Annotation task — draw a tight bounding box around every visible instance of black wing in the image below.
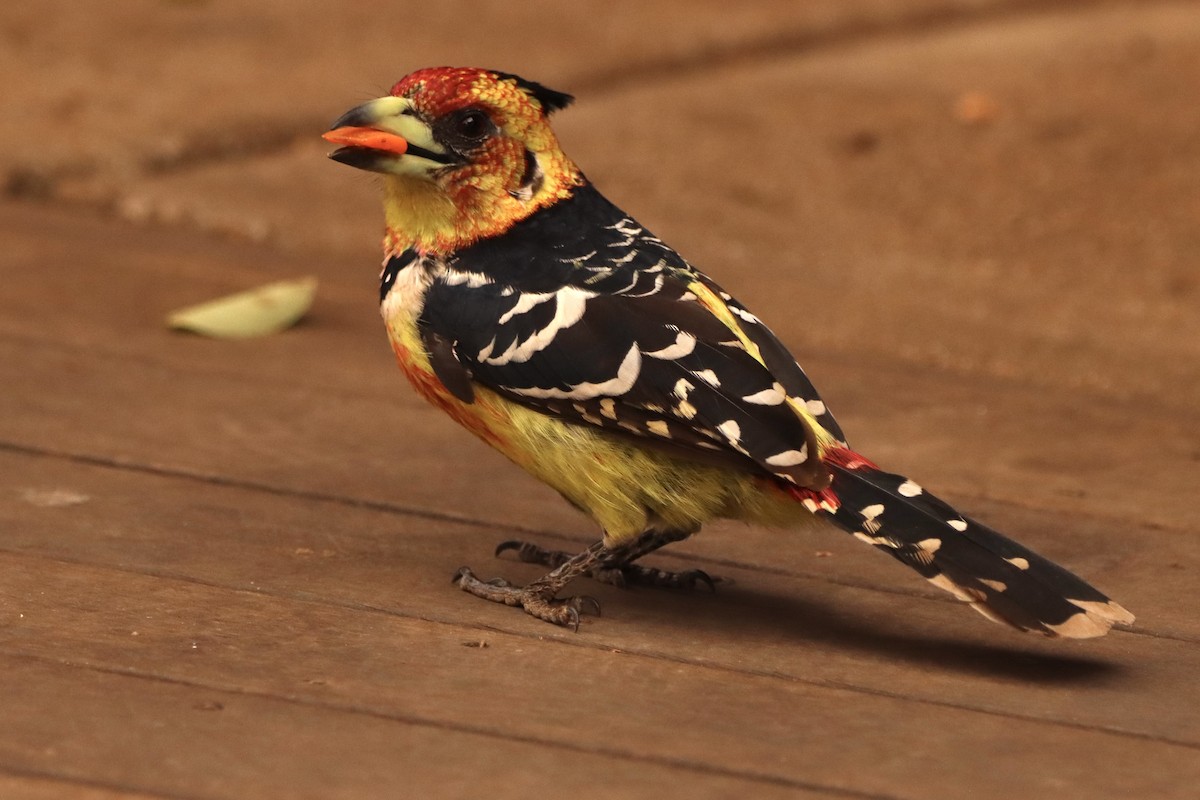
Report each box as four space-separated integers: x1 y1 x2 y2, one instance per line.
408 183 846 487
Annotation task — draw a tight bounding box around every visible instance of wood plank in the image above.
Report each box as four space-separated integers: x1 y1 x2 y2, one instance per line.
3 551 1198 800
0 771 170 800
0 653 831 800
3 450 1197 763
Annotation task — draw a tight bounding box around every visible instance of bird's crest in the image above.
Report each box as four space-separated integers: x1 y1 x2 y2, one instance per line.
491 70 574 114
390 67 573 118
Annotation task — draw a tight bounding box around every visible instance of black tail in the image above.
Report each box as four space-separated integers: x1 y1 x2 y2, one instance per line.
823 462 1133 638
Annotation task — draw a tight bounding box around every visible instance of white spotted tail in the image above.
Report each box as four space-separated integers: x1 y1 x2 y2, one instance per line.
820 457 1134 638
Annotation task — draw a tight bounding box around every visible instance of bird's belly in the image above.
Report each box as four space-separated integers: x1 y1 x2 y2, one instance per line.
386 326 796 544
381 303 803 544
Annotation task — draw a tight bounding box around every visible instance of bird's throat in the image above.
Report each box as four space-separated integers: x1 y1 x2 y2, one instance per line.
381 158 584 256
381 176 461 255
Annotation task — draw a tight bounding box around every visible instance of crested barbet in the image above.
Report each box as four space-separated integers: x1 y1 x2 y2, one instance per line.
323 66 1133 637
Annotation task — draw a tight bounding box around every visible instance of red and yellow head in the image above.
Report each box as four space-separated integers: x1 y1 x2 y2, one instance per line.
324 67 583 253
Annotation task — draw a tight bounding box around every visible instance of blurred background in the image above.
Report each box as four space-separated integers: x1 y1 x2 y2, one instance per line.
3 2 1200 798
4 1 1198 407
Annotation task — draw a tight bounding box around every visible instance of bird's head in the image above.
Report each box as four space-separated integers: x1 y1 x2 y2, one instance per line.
324 67 583 255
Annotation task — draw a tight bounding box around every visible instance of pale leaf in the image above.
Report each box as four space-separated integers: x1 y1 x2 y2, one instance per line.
167 277 318 339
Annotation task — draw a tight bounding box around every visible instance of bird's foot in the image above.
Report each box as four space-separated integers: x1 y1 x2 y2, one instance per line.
495 540 721 591
452 566 601 631
494 539 575 569
603 564 719 592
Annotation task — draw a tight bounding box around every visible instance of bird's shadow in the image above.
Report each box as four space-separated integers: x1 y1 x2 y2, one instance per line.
621 580 1125 686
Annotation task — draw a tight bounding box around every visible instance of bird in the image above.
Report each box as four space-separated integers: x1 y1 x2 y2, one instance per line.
322 66 1133 637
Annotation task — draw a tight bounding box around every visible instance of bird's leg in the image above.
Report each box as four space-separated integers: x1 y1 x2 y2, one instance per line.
495 528 720 591
453 541 605 630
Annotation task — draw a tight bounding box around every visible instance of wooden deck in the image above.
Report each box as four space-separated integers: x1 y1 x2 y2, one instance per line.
2 2 1199 798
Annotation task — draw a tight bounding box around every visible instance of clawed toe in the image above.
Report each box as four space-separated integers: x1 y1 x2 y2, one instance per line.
574 595 602 617
452 565 601 631
680 569 720 592
598 564 722 592
522 593 602 631
458 534 715 627
494 540 524 557
495 539 573 568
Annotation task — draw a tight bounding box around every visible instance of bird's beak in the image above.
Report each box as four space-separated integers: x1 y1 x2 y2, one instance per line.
322 96 455 174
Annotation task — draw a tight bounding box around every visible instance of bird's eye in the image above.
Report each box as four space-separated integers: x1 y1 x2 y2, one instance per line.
455 110 491 140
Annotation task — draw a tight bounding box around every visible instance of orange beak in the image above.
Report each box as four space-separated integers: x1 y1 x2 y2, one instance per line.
321 127 409 156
